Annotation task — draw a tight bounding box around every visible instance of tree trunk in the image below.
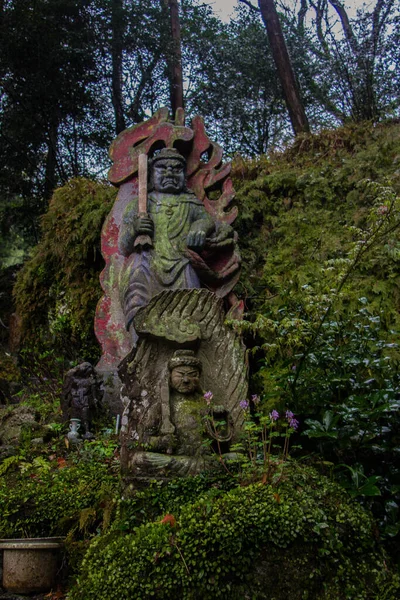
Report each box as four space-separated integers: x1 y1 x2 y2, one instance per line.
164 0 184 115
44 119 58 200
258 0 310 134
111 0 126 134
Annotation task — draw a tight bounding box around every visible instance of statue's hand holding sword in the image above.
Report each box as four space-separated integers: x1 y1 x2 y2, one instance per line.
134 153 153 249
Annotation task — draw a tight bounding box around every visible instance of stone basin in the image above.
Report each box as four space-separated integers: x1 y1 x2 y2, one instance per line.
0 538 64 594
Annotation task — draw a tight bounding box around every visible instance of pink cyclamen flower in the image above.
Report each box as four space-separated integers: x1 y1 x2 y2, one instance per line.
286 410 294 420
239 399 249 410
251 394 260 405
289 418 299 430
203 391 213 405
269 409 279 421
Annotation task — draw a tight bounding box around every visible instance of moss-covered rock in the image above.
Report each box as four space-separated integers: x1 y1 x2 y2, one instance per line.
68 464 399 600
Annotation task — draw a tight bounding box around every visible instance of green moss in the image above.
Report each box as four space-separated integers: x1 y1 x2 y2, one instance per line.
233 122 400 323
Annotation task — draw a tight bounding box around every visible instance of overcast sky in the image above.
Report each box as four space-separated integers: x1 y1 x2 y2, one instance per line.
205 0 238 21
205 0 365 22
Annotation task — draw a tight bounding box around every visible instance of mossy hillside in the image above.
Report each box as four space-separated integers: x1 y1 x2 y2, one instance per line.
232 121 400 321
13 177 116 361
229 123 400 542
68 464 399 600
12 122 400 366
230 122 400 418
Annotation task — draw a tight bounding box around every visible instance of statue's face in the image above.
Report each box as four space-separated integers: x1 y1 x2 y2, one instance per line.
152 158 185 194
170 365 200 394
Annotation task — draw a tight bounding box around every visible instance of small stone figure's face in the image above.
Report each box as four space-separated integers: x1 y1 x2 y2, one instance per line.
152 158 185 194
170 366 200 394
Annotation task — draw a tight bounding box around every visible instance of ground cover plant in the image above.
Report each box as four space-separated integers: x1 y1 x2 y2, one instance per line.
0 437 119 541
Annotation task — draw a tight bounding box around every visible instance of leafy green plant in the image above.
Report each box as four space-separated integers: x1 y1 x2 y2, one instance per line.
232 400 300 484
0 442 119 540
335 464 381 498
304 411 340 440
202 391 300 484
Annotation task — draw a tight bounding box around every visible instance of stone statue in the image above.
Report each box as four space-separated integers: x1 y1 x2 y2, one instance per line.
61 362 102 438
167 350 234 455
118 290 247 479
95 108 242 372
118 148 235 338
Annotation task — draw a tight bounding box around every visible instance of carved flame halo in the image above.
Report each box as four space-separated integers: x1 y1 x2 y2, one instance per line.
108 107 237 225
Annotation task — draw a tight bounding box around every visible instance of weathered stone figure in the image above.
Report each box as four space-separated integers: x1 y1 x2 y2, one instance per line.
118 148 238 341
121 349 234 477
118 289 247 479
162 350 205 455
61 362 101 438
95 108 242 370
167 350 233 456
96 108 247 478
119 149 213 334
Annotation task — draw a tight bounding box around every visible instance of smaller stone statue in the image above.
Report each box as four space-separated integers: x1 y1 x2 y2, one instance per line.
162 350 206 455
67 418 81 444
61 363 102 439
121 349 234 477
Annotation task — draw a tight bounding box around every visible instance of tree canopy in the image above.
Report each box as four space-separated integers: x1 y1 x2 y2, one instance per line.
0 0 399 267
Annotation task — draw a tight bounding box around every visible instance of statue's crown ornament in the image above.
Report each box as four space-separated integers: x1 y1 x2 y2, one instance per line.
151 147 186 166
168 349 202 372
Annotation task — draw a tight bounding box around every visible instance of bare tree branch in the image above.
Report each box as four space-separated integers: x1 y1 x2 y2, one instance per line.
309 0 331 58
111 0 126 134
162 0 184 114
238 0 261 12
258 0 310 134
328 0 358 53
372 0 395 56
128 53 162 123
297 0 308 34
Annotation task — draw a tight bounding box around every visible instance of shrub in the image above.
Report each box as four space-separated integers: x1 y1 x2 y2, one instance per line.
69 464 399 600
0 443 119 539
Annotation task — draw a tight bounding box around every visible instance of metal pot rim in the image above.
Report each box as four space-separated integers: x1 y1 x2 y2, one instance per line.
0 537 64 550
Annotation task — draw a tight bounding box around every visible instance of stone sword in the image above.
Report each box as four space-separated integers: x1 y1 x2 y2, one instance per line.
134 153 153 248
